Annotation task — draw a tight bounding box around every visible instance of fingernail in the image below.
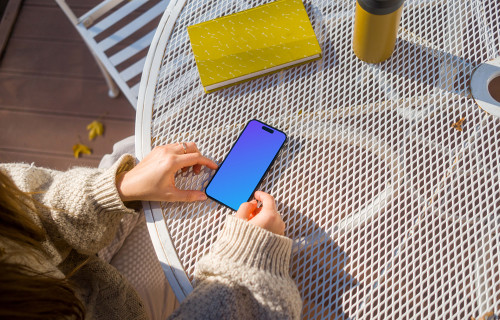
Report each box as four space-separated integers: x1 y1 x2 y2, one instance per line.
198 193 207 201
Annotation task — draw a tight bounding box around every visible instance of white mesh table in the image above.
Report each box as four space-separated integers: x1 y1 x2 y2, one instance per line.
135 0 500 318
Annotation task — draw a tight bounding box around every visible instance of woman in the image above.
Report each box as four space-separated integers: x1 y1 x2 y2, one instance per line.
0 143 302 319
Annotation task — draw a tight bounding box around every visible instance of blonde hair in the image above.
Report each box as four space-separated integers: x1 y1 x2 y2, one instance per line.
0 171 85 319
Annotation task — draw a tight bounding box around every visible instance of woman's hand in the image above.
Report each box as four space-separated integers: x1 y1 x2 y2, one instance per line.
235 191 285 235
116 143 218 202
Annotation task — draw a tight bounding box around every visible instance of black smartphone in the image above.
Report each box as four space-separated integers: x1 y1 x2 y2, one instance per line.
206 119 287 211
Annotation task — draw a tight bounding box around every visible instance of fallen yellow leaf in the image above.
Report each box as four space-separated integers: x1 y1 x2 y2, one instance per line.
86 120 104 141
72 143 92 158
451 117 465 131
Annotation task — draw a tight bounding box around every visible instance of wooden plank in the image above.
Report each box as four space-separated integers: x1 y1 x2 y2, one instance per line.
0 0 139 170
0 0 23 57
88 0 147 37
9 5 153 64
17 1 149 43
0 72 135 120
78 0 126 26
23 0 149 12
10 5 86 42
120 56 146 81
23 0 102 10
0 148 101 170
110 29 154 66
130 81 140 97
0 109 135 168
97 18 157 61
96 0 167 51
0 37 102 78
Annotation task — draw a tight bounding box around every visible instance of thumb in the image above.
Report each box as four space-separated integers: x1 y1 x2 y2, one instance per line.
174 190 208 202
235 200 258 220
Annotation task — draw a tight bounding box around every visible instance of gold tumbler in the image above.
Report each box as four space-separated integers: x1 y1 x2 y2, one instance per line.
353 0 404 63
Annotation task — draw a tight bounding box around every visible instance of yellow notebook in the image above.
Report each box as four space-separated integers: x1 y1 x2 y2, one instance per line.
187 0 322 93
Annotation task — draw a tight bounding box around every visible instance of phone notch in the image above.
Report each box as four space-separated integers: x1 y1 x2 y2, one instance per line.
262 126 274 134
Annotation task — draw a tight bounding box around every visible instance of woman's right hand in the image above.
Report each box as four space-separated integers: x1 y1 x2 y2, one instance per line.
235 191 285 235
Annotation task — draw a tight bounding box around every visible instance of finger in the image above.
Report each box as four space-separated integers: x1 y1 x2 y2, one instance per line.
186 142 200 154
193 164 202 174
235 200 258 220
253 191 277 210
183 145 202 173
178 153 218 170
174 142 188 155
248 207 262 220
174 142 200 155
174 189 208 202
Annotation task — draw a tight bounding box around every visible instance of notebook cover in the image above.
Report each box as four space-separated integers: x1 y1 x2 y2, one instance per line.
187 0 322 92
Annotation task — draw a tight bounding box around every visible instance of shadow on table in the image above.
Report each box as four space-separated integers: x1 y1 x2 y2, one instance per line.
161 213 359 320
381 38 480 97
282 202 359 320
258 129 360 319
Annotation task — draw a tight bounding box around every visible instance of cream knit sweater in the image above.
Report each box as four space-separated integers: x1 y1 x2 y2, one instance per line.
0 155 302 319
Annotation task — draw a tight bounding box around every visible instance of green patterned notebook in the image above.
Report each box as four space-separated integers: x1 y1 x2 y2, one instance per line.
187 0 322 93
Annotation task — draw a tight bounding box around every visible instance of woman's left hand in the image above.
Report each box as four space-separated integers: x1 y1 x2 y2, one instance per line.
116 143 218 202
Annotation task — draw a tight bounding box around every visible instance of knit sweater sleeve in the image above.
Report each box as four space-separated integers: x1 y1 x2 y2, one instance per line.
168 215 302 320
0 155 137 256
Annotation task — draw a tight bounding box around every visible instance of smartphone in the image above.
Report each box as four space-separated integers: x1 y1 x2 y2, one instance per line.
206 119 287 211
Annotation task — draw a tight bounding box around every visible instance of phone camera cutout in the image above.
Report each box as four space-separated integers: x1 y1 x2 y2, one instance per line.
262 126 274 134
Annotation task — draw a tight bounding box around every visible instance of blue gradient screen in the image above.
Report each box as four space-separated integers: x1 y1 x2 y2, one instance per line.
206 120 286 211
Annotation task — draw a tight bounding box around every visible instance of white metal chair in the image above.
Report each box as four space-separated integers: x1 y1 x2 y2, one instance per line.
55 0 169 109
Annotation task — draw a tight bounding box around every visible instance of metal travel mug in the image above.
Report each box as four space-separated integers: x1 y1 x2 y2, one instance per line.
353 0 404 63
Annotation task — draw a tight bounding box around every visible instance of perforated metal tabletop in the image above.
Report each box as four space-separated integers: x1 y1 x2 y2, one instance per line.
135 0 500 318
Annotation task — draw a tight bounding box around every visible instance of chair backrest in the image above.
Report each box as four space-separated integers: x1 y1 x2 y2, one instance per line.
55 0 169 108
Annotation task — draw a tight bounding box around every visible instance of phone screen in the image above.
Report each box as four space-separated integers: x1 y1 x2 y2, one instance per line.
206 120 287 211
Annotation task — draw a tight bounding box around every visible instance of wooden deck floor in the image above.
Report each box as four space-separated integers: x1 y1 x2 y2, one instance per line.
0 0 136 170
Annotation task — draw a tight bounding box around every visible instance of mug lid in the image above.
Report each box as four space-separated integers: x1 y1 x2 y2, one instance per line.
357 0 405 15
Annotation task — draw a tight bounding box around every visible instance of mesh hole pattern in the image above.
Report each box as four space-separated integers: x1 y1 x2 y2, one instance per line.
145 0 499 318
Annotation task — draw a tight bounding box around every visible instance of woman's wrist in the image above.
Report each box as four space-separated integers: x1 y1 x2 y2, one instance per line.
90 154 137 216
116 170 133 202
